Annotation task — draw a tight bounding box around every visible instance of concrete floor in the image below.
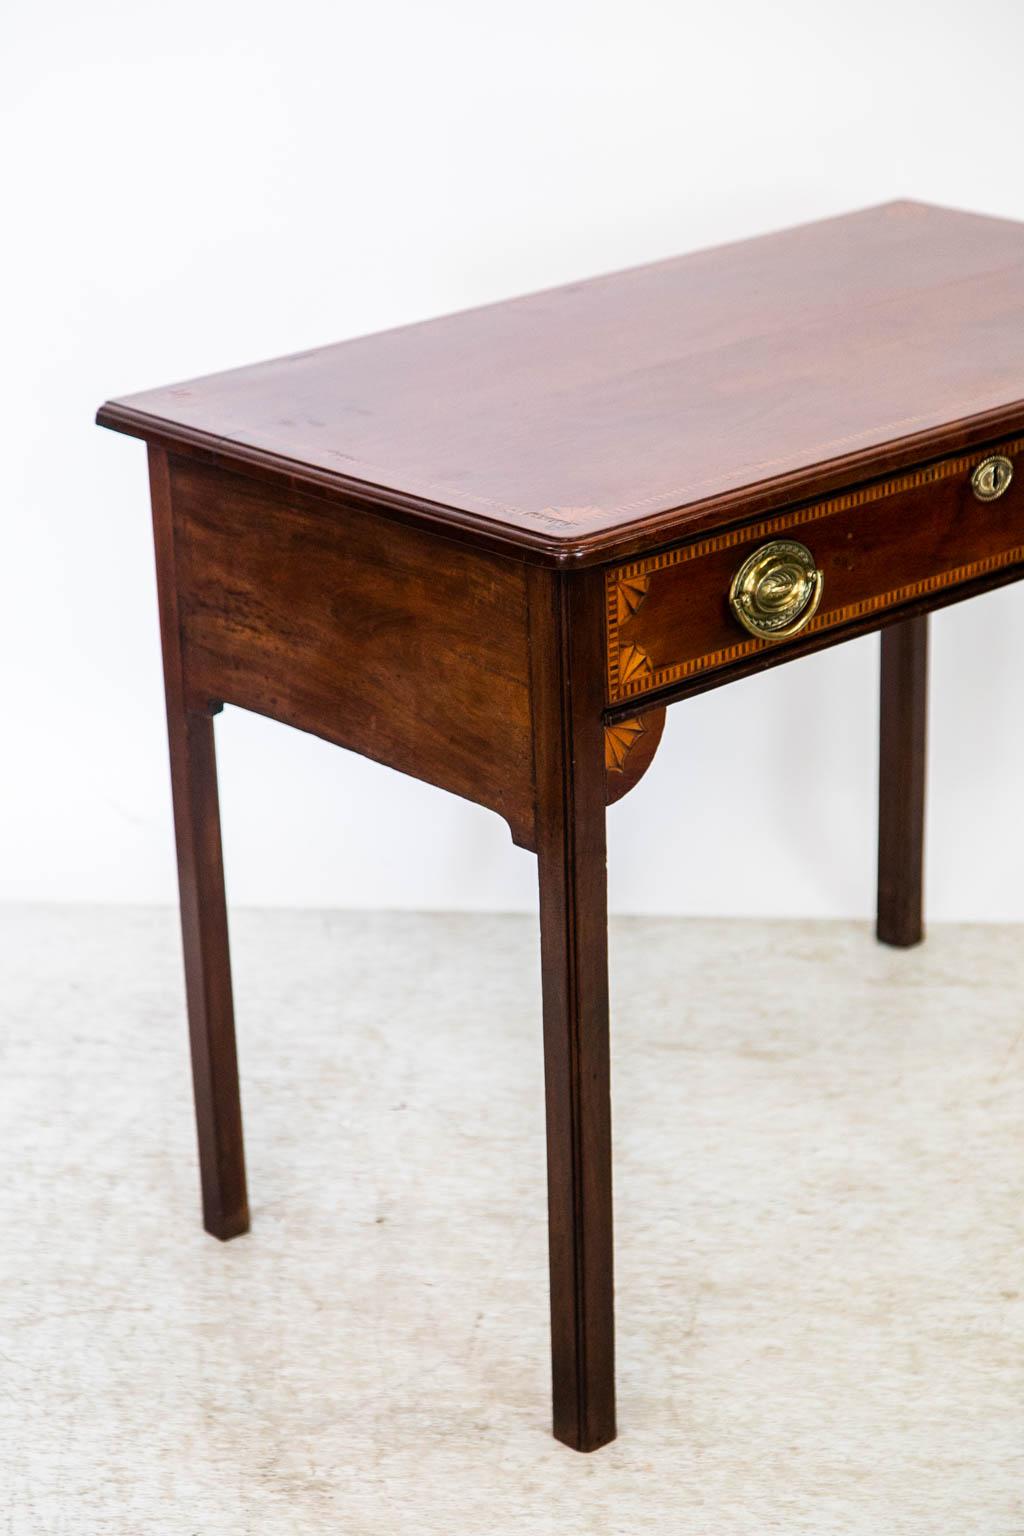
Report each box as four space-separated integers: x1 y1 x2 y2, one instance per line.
1 905 1022 1533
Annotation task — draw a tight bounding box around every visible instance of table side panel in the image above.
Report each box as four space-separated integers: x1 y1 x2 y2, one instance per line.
166 457 536 845
606 436 1024 704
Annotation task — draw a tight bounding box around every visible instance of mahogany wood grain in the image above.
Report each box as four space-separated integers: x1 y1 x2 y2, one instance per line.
166 456 536 848
529 566 616 1452
607 437 1024 706
877 617 928 947
148 448 249 1241
99 202 1024 568
97 200 1024 1452
603 552 1024 719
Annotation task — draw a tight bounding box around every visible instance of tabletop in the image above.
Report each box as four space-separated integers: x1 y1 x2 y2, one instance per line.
98 201 1024 566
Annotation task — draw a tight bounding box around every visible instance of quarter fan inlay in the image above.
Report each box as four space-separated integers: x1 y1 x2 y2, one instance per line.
613 574 650 624
604 718 646 773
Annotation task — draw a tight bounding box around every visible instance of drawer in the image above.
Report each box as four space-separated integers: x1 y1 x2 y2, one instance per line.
605 436 1024 705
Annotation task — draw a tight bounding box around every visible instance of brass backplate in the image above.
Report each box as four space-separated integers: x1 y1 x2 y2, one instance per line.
729 539 823 640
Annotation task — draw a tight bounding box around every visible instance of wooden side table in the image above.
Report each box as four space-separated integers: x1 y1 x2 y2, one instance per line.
98 200 1024 1451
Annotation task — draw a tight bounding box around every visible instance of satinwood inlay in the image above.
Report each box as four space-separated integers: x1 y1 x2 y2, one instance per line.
604 718 646 773
605 436 1024 703
613 574 650 624
616 643 653 689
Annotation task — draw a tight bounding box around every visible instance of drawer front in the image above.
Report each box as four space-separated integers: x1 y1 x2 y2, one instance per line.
606 436 1024 704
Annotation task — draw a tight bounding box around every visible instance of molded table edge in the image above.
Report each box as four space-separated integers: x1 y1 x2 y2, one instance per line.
96 398 1024 570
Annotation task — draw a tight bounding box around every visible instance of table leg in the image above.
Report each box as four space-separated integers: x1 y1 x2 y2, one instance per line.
531 571 616 1452
149 448 249 1240
877 615 928 948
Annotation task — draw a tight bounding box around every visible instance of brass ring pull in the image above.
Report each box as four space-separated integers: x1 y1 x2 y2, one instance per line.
729 539 824 640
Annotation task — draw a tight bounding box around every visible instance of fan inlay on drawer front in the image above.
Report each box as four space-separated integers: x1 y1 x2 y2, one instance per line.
606 437 1024 704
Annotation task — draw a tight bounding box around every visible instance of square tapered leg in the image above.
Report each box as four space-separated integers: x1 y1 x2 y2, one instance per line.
149 448 248 1240
877 615 928 948
531 568 616 1452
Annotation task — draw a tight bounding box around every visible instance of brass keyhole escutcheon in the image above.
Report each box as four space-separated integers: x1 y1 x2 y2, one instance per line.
729 539 824 641
971 455 1014 502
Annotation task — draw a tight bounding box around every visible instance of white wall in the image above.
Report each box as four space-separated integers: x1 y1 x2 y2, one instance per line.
7 0 1024 918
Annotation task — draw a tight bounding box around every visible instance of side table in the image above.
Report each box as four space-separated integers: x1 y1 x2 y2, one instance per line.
98 200 1024 1450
